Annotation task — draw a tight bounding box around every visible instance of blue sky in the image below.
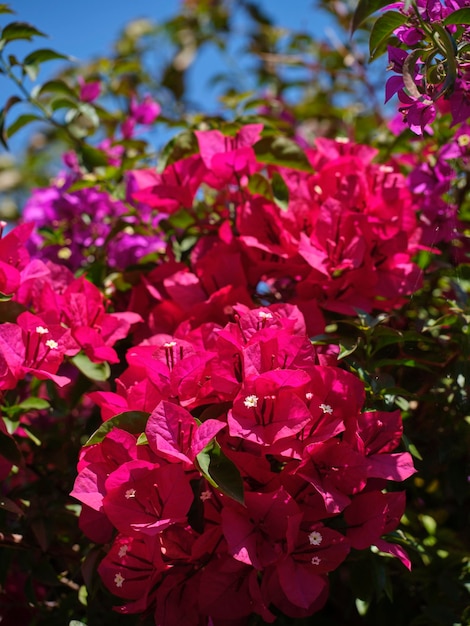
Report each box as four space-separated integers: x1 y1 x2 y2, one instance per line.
0 1 340 155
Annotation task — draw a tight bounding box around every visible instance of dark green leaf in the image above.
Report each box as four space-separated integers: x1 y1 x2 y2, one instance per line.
196 441 244 505
79 143 109 171
0 495 23 516
253 136 313 172
443 7 470 25
7 112 42 138
0 94 21 148
158 130 198 171
85 410 150 446
0 428 22 466
0 5 14 14
0 21 46 43
271 170 289 211
369 11 407 60
351 0 393 33
23 48 69 66
37 79 76 98
247 172 273 199
71 353 111 381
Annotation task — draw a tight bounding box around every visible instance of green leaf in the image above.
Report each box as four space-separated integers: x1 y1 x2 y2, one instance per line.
71 353 111 381
271 171 289 211
253 136 313 172
351 0 393 33
247 172 273 200
36 79 77 98
158 130 198 171
79 143 109 170
0 428 22 466
369 11 407 60
23 48 69 66
0 21 46 43
0 5 14 15
7 112 42 138
196 441 244 505
0 94 22 149
85 410 150 446
443 8 470 25
18 397 50 411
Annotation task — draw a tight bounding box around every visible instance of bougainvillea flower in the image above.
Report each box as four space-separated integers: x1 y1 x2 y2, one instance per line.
344 490 411 569
98 533 166 613
145 400 225 465
103 459 193 536
222 488 302 569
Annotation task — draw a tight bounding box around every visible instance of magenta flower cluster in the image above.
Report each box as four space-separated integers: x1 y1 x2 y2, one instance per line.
72 303 415 624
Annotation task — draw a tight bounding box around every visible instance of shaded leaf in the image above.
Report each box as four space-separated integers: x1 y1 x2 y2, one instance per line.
0 495 23 516
0 21 46 44
351 0 393 33
0 94 22 148
443 7 470 25
271 170 289 211
23 48 69 66
0 428 22 466
247 172 273 199
253 136 313 172
7 112 42 138
85 410 150 446
369 11 407 60
36 79 76 98
79 143 109 170
196 441 244 505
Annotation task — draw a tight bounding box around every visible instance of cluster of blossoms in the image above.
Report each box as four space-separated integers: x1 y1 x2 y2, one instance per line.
1 124 422 622
385 0 470 134
72 304 415 625
26 130 425 327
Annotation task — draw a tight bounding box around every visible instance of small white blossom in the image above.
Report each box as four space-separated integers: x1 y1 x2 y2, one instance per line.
308 531 323 546
163 341 177 348
258 311 273 320
125 488 136 499
200 490 212 502
319 403 333 414
35 326 49 335
311 556 322 566
114 572 125 588
118 545 129 558
45 339 59 350
244 395 259 408
305 392 314 401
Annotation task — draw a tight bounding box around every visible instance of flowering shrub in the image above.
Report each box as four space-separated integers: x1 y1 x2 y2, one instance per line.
0 1 469 625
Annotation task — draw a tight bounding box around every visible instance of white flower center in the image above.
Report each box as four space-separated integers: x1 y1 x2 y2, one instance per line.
118 545 128 558
308 531 323 546
114 572 125 587
45 339 59 350
319 403 333 414
258 311 273 320
35 326 49 335
244 395 259 408
125 488 136 499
